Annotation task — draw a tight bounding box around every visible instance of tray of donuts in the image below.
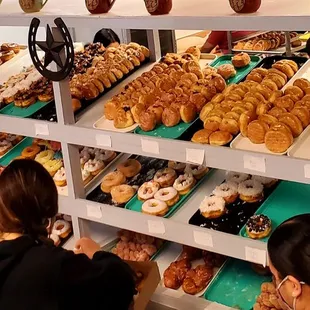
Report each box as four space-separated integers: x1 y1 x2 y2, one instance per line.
204 258 272 310
191 57 309 147
125 162 211 218
103 229 166 262
86 154 168 208
188 171 279 235
50 214 73 248
162 244 226 297
0 132 24 159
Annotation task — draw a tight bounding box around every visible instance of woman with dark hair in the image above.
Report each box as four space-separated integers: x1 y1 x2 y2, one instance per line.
268 214 310 310
0 159 135 310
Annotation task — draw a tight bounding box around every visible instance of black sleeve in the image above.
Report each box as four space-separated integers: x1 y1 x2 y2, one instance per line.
59 250 136 310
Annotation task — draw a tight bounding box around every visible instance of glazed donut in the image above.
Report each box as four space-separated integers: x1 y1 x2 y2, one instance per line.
142 199 169 216
199 196 226 219
154 168 177 187
284 86 304 100
212 181 238 204
258 114 278 126
239 111 256 137
43 160 63 177
138 181 160 201
53 167 67 187
238 180 264 203
94 150 116 163
219 118 239 135
139 111 157 132
291 107 310 128
117 159 141 178
52 220 72 238
272 63 294 79
154 187 179 207
100 171 126 193
279 112 303 137
247 120 269 144
185 164 209 180
21 144 41 160
0 140 12 156
173 173 196 195
111 184 135 204
268 107 287 118
293 78 310 92
167 161 186 173
252 175 278 188
162 107 181 127
246 214 272 239
226 171 249 184
35 150 55 165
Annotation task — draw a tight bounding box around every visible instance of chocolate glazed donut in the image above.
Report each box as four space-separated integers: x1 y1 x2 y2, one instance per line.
229 0 261 13
144 0 172 15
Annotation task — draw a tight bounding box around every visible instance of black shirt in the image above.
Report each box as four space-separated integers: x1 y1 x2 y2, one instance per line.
0 236 135 310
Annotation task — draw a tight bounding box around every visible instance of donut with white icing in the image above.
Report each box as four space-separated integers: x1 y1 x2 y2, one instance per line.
142 199 168 216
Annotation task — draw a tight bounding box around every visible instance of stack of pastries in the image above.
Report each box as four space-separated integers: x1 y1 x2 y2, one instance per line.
111 229 164 262
104 51 226 131
192 59 302 148
254 282 282 310
233 31 299 51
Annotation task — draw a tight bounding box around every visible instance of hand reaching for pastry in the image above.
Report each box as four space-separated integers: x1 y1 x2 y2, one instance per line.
74 237 101 259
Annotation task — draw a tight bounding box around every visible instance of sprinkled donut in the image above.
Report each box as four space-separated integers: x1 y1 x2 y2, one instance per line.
173 173 196 195
138 181 160 201
199 196 226 219
52 220 72 238
246 214 272 239
226 171 250 184
154 186 179 206
142 199 169 216
212 181 238 204
238 180 264 203
154 168 177 187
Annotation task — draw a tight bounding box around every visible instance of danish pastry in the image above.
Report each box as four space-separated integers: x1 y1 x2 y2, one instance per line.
217 64 236 80
232 52 251 68
139 111 157 132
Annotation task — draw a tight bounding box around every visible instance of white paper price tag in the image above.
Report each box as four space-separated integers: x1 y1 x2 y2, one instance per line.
245 246 267 266
162 289 184 298
96 134 112 148
86 205 102 219
304 164 310 179
35 123 49 136
186 148 205 165
148 220 165 234
244 154 266 173
141 139 159 155
193 230 213 248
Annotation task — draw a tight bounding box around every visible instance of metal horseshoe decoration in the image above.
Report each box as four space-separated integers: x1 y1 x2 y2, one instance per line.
28 17 74 81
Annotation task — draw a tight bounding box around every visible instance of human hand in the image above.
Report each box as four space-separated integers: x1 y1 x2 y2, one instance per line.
74 237 101 259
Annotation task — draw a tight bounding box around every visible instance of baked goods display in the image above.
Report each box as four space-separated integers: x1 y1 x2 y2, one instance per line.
0 43 21 66
254 282 283 310
192 59 301 147
103 50 227 131
246 214 272 239
232 53 251 68
233 31 299 51
137 162 209 217
111 229 164 262
49 214 72 247
189 171 278 234
0 133 23 156
163 245 225 295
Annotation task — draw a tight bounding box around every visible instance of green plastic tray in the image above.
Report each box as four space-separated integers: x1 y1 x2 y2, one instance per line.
211 55 261 85
0 100 52 118
0 137 62 166
239 181 310 242
204 259 271 310
125 169 212 218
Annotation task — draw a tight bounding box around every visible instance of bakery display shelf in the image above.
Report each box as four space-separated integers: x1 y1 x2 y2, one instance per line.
239 181 310 242
0 136 25 160
210 55 261 85
86 153 167 207
188 179 279 235
125 168 213 219
231 57 310 155
204 258 271 310
287 126 310 159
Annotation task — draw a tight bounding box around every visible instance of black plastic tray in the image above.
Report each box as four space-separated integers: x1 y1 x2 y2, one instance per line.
188 182 279 235
86 155 168 208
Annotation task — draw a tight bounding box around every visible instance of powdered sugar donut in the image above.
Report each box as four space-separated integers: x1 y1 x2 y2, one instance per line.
154 187 179 207
212 181 238 204
238 180 264 203
199 196 226 219
185 164 209 180
138 181 160 201
251 175 278 188
226 171 249 184
154 168 177 187
173 173 196 195
95 149 116 163
142 199 168 216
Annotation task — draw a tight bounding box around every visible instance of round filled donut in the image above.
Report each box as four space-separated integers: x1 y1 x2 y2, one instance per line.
111 184 135 204
154 168 177 187
100 171 126 193
138 181 160 201
117 159 141 178
142 199 169 216
246 214 272 239
154 187 179 207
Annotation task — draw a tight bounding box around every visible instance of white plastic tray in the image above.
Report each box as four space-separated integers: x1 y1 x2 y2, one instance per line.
199 53 217 67
94 116 139 133
287 126 310 159
230 59 310 155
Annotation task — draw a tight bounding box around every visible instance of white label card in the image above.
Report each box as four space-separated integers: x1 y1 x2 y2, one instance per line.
86 205 102 219
96 134 112 148
141 139 159 155
243 154 266 173
304 164 310 179
35 123 49 136
193 230 213 248
148 220 165 234
186 148 205 165
245 246 267 267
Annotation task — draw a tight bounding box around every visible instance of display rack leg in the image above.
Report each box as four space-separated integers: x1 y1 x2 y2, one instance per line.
147 29 161 61
120 29 132 44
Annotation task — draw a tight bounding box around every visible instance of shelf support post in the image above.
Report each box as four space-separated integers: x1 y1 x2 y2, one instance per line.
147 29 161 61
